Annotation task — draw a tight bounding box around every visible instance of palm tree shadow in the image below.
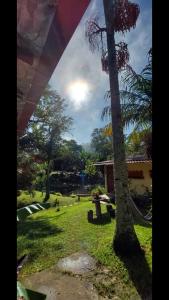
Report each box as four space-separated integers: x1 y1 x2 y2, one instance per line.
119 251 152 300
17 213 65 239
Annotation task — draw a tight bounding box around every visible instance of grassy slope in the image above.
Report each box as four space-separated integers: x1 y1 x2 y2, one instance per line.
17 199 152 299
17 190 87 208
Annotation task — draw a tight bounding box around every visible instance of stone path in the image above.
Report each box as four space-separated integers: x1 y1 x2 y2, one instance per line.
22 252 106 300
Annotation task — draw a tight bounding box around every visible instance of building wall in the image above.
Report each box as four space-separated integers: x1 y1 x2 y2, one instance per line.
128 162 152 194
105 165 114 193
105 162 152 195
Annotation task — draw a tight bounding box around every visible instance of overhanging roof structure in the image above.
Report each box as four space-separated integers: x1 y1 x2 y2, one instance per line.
17 0 90 137
94 160 152 166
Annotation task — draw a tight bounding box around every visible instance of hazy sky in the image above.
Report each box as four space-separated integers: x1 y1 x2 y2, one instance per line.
49 0 152 145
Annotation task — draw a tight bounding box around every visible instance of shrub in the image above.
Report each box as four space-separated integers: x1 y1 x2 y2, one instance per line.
91 185 106 196
17 190 21 196
17 200 28 209
17 190 43 209
130 189 152 214
55 192 62 196
24 191 30 195
70 194 76 198
50 198 60 207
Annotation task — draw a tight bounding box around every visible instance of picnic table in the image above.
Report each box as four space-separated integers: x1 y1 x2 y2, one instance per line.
88 194 115 222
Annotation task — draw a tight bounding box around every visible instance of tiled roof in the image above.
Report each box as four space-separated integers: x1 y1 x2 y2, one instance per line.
94 159 152 166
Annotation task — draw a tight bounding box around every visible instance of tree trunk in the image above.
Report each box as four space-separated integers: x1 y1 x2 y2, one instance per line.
43 160 51 202
44 137 53 202
103 0 141 255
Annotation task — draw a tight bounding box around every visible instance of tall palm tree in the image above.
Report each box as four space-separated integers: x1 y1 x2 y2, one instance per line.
103 0 142 255
86 0 142 255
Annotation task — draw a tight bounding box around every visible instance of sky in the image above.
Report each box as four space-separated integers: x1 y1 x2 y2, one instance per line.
49 0 152 145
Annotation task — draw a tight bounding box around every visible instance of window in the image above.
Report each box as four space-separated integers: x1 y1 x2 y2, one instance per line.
128 170 144 179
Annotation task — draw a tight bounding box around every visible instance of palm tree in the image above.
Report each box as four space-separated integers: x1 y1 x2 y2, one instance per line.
86 0 142 255
102 49 152 131
125 128 152 159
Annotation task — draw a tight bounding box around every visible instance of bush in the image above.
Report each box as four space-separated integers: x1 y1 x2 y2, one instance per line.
17 190 43 209
91 185 106 196
55 192 62 196
17 199 28 209
50 191 56 195
70 194 76 198
24 191 30 195
17 190 21 196
50 198 60 207
130 190 152 214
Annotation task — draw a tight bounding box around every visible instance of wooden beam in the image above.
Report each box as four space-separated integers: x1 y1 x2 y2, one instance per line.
17 0 91 135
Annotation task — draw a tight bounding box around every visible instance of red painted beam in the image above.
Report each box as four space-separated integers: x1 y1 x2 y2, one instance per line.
17 0 91 136
57 0 91 42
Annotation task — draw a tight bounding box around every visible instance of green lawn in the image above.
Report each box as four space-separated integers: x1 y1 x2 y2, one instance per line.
17 190 89 209
17 198 152 299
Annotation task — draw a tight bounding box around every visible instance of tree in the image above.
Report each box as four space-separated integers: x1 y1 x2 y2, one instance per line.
86 0 141 254
34 163 47 195
84 159 97 176
126 129 152 159
91 128 113 160
102 49 152 159
17 133 47 194
121 49 152 130
102 49 152 131
17 149 37 191
26 85 73 201
54 139 83 172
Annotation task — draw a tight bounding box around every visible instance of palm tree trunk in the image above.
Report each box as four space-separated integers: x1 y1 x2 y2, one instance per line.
103 0 141 255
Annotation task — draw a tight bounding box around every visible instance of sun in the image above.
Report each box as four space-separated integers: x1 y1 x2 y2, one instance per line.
67 80 90 108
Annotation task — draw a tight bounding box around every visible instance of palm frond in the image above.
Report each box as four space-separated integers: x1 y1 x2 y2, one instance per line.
101 106 111 120
101 49 152 132
104 90 111 101
103 123 112 137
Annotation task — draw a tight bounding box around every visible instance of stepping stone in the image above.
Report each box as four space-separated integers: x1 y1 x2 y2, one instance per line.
57 252 96 274
22 268 99 300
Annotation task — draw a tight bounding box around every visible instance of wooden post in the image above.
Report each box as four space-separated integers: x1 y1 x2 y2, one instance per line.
88 210 93 222
95 200 102 220
104 165 108 193
107 205 115 218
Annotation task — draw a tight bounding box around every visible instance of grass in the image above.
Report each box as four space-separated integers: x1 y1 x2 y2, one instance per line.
17 190 91 209
17 198 152 299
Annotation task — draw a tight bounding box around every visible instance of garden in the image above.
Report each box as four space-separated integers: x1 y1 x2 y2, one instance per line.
17 191 152 299
17 0 152 298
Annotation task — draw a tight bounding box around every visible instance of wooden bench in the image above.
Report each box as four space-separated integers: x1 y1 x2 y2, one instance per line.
90 199 115 220
100 200 111 205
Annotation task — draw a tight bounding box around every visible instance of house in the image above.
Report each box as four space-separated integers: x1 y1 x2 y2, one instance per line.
94 159 152 195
